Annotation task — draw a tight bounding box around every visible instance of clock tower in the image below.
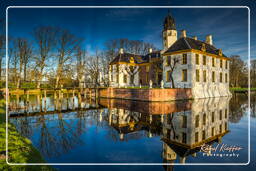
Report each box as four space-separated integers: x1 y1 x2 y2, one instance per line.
162 13 177 51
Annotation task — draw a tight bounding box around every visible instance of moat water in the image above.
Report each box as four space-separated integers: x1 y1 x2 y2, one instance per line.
8 93 255 170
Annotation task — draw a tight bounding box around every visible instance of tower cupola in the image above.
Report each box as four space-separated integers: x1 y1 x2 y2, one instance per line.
162 11 177 50
163 13 176 31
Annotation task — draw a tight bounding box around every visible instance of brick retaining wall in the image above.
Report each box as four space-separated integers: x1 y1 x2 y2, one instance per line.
99 98 191 114
99 88 192 101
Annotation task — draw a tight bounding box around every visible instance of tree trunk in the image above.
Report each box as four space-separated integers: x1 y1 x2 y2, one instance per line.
37 81 41 89
17 77 20 88
37 66 45 89
170 75 175 88
23 64 27 81
55 76 60 89
55 64 63 89
78 78 82 88
17 65 22 88
131 74 134 86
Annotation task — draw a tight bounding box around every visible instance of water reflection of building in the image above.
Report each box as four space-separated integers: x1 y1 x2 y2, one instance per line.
9 93 232 164
108 108 142 140
101 98 191 141
100 97 231 164
162 97 231 164
100 98 191 115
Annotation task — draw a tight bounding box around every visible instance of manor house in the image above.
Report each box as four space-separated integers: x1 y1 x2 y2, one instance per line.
109 13 231 98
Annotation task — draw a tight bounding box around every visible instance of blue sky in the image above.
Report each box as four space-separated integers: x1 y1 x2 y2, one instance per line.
1 0 255 61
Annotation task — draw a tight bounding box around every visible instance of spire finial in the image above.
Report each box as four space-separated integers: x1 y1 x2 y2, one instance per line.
168 9 172 16
163 9 176 30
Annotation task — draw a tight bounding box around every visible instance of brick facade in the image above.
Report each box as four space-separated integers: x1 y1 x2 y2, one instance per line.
99 88 192 101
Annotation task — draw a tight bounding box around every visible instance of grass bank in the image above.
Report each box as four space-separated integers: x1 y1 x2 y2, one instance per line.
230 87 256 92
0 99 54 170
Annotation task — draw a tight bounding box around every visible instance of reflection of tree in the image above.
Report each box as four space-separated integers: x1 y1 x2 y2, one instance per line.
56 113 82 154
122 110 140 124
229 93 248 123
13 117 33 138
76 111 87 136
37 115 59 157
34 113 84 158
251 93 256 118
166 113 176 139
9 94 104 158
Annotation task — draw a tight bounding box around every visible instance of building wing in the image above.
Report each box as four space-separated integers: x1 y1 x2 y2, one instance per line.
109 53 145 65
142 50 161 62
164 37 228 58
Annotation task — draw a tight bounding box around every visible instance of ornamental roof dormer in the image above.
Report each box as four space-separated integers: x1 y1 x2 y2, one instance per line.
217 49 222 56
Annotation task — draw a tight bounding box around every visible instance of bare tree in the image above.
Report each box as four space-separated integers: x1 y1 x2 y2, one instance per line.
124 65 140 86
250 59 256 88
75 47 87 88
15 38 33 88
229 55 247 87
104 39 118 63
23 42 32 81
55 29 81 88
105 38 157 56
8 38 19 84
33 26 57 88
85 51 100 87
99 51 110 86
167 56 179 88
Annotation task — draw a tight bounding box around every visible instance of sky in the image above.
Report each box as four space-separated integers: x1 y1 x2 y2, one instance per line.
1 0 255 62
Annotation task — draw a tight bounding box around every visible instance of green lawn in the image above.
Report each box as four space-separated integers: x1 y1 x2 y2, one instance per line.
230 87 256 91
0 99 54 170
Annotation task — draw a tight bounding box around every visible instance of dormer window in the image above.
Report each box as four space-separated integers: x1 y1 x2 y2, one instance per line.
201 43 206 52
218 49 222 56
130 57 135 63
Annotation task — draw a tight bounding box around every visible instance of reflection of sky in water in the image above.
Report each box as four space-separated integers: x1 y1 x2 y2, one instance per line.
8 93 252 164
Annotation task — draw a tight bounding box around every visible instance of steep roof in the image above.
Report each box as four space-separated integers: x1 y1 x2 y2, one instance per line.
110 53 145 65
142 50 161 62
164 37 227 57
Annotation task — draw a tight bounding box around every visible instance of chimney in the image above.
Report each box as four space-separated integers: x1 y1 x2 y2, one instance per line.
180 30 186 38
119 48 124 54
193 36 197 40
206 35 213 45
149 48 153 53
